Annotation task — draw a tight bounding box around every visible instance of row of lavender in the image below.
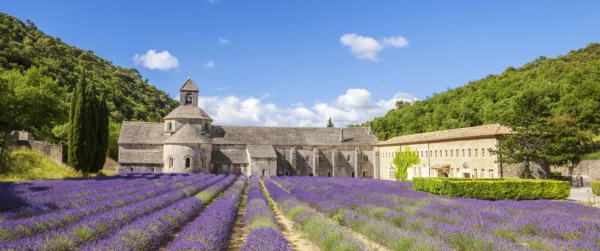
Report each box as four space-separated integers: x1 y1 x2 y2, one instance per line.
241 176 291 251
261 176 364 250
0 173 230 250
279 176 600 251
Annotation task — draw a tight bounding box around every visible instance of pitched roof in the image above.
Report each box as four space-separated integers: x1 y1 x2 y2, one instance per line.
378 124 512 146
210 126 377 146
163 105 213 121
164 124 211 144
180 77 199 92
247 145 277 158
118 150 163 164
211 149 248 164
118 122 167 144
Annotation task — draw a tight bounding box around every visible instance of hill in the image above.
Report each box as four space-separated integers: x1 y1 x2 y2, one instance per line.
0 13 179 158
369 43 600 141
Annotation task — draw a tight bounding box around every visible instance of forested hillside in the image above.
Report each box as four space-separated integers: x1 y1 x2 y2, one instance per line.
369 43 600 141
0 13 178 158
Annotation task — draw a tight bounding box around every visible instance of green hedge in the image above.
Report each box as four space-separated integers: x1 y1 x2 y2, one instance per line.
412 178 570 200
592 181 600 196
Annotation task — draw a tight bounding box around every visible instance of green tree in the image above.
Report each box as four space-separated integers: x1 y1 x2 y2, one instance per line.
327 117 334 127
85 80 98 171
392 146 420 180
92 93 109 173
68 69 88 172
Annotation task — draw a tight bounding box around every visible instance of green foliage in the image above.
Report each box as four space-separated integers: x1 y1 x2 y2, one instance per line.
592 180 600 196
327 117 334 127
0 13 178 143
93 94 109 172
370 43 600 144
107 122 121 160
392 146 420 180
68 69 87 172
412 178 570 200
582 151 600 160
0 149 81 182
0 133 11 174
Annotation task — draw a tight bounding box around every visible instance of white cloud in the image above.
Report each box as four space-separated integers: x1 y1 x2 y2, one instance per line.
196 88 416 127
204 60 215 69
208 0 220 3
340 34 383 61
382 36 409 48
340 33 409 61
218 38 230 44
133 50 179 70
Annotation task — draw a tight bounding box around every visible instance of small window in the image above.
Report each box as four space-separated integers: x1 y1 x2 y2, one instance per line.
445 150 447 157
347 155 351 161
319 156 323 161
169 157 174 168
185 157 191 168
351 171 355 177
462 149 465 157
451 150 453 157
362 171 366 178
389 169 395 180
468 149 471 157
364 155 368 162
429 151 432 158
285 171 289 176
262 169 265 176
185 94 193 105
489 170 494 178
309 173 314 176
328 171 331 177
475 149 478 157
167 122 172 131
482 148 485 158
474 169 478 178
305 156 309 161
481 169 485 178
435 151 437 158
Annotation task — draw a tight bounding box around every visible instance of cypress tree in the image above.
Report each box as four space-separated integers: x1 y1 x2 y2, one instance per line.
92 94 109 173
84 82 98 174
68 69 87 172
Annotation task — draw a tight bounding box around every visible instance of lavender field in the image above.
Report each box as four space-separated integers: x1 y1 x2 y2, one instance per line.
0 173 598 251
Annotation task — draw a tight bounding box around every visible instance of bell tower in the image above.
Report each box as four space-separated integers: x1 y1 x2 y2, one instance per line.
180 77 199 106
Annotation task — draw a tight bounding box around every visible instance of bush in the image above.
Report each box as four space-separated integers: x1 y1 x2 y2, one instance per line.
412 178 570 200
592 181 600 196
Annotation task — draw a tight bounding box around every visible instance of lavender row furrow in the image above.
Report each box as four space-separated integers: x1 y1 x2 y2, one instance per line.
0 174 226 250
81 174 239 251
167 175 247 251
260 176 362 251
0 174 212 241
241 176 291 251
0 174 202 220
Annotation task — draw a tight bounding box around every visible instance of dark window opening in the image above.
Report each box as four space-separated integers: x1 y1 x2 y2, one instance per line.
351 171 355 177
262 169 265 176
328 171 331 177
347 155 351 161
185 94 193 105
167 122 172 131
309 173 314 177
362 171 366 178
185 158 191 168
169 157 174 168
129 167 134 172
285 171 289 176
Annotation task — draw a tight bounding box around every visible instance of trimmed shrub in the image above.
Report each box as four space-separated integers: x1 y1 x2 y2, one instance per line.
592 180 600 196
412 178 570 200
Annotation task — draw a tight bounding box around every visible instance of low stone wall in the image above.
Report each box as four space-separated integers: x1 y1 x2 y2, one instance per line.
503 160 600 180
118 164 162 172
12 140 66 165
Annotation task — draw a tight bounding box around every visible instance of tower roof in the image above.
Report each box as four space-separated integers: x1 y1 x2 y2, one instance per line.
164 124 211 144
164 105 212 121
180 77 199 92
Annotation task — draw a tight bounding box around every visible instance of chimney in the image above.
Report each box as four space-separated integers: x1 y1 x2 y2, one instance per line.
368 120 373 135
340 128 344 143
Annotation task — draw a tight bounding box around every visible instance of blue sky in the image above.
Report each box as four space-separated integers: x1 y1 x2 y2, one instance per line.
3 0 600 126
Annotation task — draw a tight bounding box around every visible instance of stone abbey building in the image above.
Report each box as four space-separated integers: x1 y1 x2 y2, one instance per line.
118 78 380 178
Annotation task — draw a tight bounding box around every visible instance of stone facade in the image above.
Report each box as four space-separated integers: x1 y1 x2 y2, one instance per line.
378 124 510 180
117 78 379 178
504 160 600 180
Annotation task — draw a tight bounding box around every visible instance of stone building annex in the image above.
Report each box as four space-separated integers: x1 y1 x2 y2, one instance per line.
118 78 380 178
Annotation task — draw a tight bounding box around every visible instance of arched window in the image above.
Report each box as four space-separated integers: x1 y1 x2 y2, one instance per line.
351 171 355 177
285 171 289 176
185 157 191 169
362 171 366 178
185 94 193 105
305 156 309 161
168 157 174 168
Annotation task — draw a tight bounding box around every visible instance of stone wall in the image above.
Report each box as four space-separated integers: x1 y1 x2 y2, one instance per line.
119 164 162 172
504 160 600 180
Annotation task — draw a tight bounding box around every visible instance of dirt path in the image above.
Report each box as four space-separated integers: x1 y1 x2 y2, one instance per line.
270 198 320 251
227 184 249 251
